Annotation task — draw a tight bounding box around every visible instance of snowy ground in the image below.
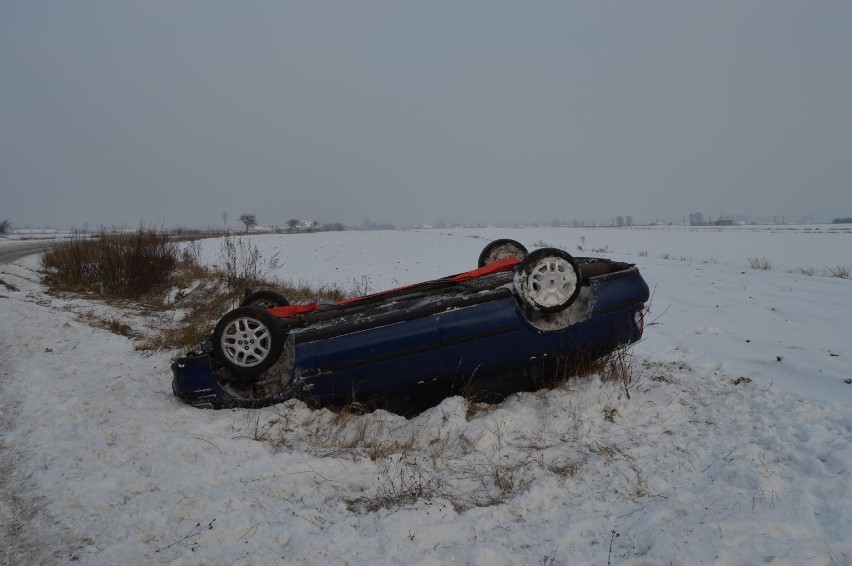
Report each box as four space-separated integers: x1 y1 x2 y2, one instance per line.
1 226 850 564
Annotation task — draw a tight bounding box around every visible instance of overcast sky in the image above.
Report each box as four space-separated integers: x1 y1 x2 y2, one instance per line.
2 2 851 229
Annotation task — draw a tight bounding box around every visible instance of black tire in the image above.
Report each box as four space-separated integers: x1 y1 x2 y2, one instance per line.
212 307 285 377
240 290 290 309
478 239 529 268
514 248 581 313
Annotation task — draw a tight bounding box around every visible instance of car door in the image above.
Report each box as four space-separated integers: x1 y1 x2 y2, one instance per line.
436 297 531 381
309 316 448 404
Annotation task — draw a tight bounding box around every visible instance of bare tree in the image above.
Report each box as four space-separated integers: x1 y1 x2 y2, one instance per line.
0 219 12 235
287 218 300 231
222 211 229 234
238 214 257 233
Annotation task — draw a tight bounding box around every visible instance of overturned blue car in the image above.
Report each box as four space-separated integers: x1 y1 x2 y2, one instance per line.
172 240 650 413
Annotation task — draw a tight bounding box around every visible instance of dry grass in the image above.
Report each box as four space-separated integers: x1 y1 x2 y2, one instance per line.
345 451 540 513
217 236 281 296
789 265 850 279
549 343 636 393
791 266 817 276
824 265 850 279
547 455 582 477
747 256 773 270
40 231 353 353
40 227 180 297
135 269 234 352
72 310 142 340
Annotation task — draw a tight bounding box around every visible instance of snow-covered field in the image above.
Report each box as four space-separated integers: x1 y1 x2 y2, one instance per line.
1 226 850 564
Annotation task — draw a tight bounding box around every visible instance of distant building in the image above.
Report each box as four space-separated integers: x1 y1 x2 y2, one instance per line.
715 218 735 226
295 220 319 231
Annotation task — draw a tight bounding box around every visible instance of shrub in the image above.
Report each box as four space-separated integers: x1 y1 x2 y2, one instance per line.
791 267 816 276
824 265 850 279
41 227 179 297
747 256 773 270
217 236 280 297
180 240 203 265
574 344 634 390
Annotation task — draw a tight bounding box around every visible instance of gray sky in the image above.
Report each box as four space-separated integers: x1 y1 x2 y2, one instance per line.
2 1 851 229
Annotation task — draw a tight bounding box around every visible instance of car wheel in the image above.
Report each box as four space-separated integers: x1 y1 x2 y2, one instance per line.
478 239 529 267
240 290 290 309
212 307 285 376
514 248 581 313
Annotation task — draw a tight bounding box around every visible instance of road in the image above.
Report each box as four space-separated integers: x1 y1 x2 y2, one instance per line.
0 240 53 264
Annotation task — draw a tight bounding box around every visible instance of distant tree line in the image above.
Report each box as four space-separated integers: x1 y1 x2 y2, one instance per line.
225 213 346 233
689 212 706 226
832 217 852 224
361 218 395 230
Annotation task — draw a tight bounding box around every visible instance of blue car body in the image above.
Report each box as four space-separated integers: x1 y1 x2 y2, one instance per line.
172 253 649 412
